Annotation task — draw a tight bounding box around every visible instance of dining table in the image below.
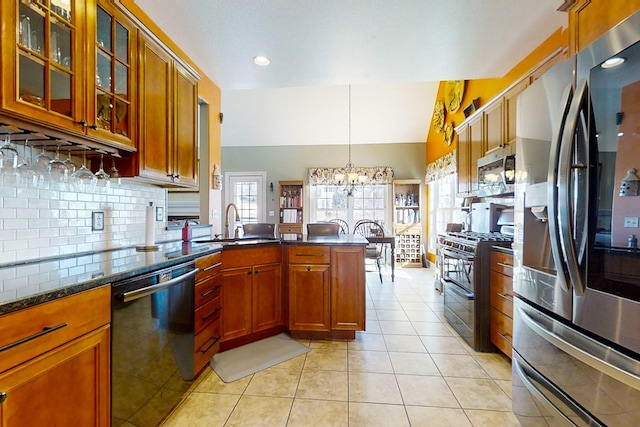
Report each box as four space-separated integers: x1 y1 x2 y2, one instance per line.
365 234 396 282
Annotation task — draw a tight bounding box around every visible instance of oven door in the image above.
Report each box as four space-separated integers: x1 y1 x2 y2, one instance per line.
443 278 474 346
512 297 640 426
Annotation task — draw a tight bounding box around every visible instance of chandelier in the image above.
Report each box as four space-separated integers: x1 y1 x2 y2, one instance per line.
335 85 367 196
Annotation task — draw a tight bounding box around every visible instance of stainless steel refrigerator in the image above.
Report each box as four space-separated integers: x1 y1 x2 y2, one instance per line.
512 10 640 426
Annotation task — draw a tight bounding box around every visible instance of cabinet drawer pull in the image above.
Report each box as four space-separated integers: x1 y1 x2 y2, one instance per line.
202 262 222 272
0 323 68 353
498 332 512 343
307 266 311 271
496 262 513 269
201 307 221 322
201 285 221 298
200 336 220 354
296 253 324 257
497 292 513 302
0 392 6 403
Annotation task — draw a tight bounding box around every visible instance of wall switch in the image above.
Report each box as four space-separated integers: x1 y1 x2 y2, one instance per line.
92 211 105 231
624 217 639 228
268 210 275 217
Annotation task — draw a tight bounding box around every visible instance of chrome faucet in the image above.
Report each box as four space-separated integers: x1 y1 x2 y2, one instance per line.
224 203 241 238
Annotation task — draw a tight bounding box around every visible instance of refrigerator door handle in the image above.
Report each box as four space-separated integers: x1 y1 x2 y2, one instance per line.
557 79 590 296
512 353 601 426
547 84 574 293
517 302 640 392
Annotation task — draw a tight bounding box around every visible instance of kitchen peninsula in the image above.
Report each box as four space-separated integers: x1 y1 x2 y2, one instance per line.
0 234 367 425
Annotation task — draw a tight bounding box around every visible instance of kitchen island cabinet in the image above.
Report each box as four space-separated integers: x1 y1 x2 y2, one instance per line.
285 237 367 340
220 245 283 349
0 286 110 427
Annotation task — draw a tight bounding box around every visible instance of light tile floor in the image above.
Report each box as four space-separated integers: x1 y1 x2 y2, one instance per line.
162 267 520 426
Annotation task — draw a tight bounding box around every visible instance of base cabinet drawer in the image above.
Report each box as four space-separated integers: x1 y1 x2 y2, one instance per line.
490 309 513 358
194 318 221 374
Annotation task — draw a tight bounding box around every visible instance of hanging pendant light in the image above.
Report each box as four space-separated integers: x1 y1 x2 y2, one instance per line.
335 85 367 196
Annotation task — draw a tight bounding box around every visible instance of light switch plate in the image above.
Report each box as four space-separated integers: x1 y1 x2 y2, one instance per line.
624 217 639 228
92 211 105 231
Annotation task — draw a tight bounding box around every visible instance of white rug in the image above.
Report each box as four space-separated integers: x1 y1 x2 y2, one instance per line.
210 333 310 383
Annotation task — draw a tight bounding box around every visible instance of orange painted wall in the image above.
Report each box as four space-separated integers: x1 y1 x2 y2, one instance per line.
119 0 221 170
425 27 569 165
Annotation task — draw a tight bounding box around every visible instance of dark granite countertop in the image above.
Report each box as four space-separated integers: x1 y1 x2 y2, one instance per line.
0 240 222 315
594 245 640 256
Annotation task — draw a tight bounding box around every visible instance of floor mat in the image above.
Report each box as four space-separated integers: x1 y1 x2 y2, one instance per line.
210 333 310 383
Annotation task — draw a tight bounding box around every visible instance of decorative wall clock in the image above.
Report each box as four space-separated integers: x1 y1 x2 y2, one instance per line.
432 100 445 133
444 80 465 113
443 122 454 146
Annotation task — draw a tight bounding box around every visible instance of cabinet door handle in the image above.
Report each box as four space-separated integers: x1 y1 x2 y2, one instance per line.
0 392 6 403
201 285 221 298
0 323 68 353
247 271 252 275
90 123 99 130
255 270 259 275
496 262 513 269
78 120 87 127
200 336 220 354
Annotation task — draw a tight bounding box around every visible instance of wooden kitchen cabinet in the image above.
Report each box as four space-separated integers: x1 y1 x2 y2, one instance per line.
0 0 136 150
0 286 111 427
484 99 504 153
489 249 514 358
287 244 365 335
330 246 365 330
288 246 332 331
456 113 485 196
193 251 223 376
117 32 199 187
220 245 282 344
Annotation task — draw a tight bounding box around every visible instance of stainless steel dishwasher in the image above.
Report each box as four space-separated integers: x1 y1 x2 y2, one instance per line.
111 260 199 427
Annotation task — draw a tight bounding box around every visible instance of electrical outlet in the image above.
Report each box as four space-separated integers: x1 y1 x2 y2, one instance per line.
624 217 639 228
92 211 105 231
268 210 275 217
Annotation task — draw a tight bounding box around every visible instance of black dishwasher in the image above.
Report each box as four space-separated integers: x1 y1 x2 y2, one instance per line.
111 260 198 427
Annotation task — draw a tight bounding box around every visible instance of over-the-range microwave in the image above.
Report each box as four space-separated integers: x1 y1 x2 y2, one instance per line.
477 145 515 197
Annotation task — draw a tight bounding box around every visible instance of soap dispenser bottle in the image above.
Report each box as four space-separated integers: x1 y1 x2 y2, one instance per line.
182 220 192 242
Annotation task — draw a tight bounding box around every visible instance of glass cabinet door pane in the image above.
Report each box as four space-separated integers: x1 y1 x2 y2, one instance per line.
50 68 71 117
114 98 129 137
50 0 72 22
50 19 70 66
97 7 111 50
96 90 112 130
114 62 128 96
96 52 111 90
115 21 128 62
19 55 45 107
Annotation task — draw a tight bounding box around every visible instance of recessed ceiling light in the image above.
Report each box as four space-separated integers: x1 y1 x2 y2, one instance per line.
601 57 626 68
253 56 270 66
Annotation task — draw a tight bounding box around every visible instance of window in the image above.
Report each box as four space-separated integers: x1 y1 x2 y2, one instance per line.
428 174 464 251
310 184 390 231
224 172 266 224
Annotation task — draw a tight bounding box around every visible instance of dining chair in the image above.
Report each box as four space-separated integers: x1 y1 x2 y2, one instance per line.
307 222 340 237
353 220 384 283
328 218 349 234
242 223 276 238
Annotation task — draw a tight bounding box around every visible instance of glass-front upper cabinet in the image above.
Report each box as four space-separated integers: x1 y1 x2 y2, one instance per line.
1 0 83 128
86 2 135 148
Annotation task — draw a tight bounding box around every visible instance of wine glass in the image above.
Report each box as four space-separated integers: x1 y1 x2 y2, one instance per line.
16 139 37 187
71 147 97 192
48 145 69 185
94 153 110 191
63 149 78 175
109 154 121 185
0 134 19 170
34 146 52 187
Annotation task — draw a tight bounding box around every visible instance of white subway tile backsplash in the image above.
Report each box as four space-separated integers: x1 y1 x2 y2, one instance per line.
0 179 170 263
